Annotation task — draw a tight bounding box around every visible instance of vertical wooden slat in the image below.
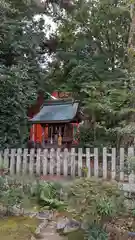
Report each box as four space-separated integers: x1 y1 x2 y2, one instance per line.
10 149 16 175
0 150 3 167
128 147 134 157
29 149 35 175
120 148 124 182
42 149 48 176
71 148 75 177
86 148 91 177
3 148 9 169
103 148 107 179
78 148 83 177
22 149 28 174
94 148 98 178
56 148 61 176
111 148 116 180
16 148 22 175
128 147 134 183
50 148 55 175
36 149 41 175
63 148 68 176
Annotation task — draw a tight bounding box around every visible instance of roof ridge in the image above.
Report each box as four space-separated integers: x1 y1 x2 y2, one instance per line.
42 99 79 106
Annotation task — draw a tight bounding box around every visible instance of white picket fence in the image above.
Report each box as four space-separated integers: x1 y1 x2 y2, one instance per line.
0 147 134 181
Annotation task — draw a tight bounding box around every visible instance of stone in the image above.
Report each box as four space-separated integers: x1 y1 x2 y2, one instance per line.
63 219 80 234
56 217 69 232
37 211 50 220
57 217 80 235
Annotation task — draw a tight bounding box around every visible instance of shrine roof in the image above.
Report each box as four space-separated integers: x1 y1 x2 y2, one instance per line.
29 99 80 124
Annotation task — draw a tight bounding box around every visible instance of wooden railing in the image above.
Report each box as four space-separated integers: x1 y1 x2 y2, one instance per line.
0 147 134 182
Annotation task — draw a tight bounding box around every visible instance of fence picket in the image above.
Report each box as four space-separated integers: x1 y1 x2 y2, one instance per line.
94 148 98 177
0 150 3 167
86 148 91 177
63 148 68 176
103 148 107 179
50 148 55 175
36 149 41 175
16 148 22 174
3 149 9 169
120 148 124 182
10 149 16 175
29 149 35 175
71 148 75 177
42 149 48 175
111 148 116 180
56 148 61 176
128 147 134 157
22 149 28 174
78 148 83 177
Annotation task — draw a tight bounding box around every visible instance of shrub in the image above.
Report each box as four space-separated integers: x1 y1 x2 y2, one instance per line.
0 175 25 214
30 180 65 210
65 178 126 225
86 225 108 240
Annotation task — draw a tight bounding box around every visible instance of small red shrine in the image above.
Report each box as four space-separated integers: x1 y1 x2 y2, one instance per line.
28 92 82 148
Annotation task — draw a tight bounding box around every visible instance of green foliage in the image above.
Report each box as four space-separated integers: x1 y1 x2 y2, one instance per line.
86 225 108 240
65 178 125 225
123 155 135 174
0 175 25 213
31 180 65 210
46 0 135 147
0 0 51 148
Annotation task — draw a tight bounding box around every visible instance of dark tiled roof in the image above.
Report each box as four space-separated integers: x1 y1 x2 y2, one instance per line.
29 100 79 123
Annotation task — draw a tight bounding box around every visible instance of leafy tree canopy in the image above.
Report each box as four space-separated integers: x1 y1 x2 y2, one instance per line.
1 0 135 148
46 0 135 147
0 0 52 147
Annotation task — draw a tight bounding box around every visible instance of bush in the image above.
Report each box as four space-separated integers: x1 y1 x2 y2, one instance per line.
86 225 108 240
0 175 25 214
30 180 65 210
65 178 126 225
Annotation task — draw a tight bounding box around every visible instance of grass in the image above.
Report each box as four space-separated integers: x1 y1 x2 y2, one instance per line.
0 216 38 240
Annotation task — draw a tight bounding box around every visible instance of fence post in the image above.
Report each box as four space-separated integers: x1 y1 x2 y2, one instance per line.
71 148 75 177
3 149 9 169
16 148 22 175
78 148 83 177
94 148 98 178
63 148 68 176
56 148 61 176
128 147 135 183
10 149 16 175
86 148 91 177
50 148 55 175
103 148 107 179
22 149 28 175
42 149 48 176
120 148 124 182
111 148 116 180
29 149 35 175
128 147 134 157
36 149 41 175
0 151 3 167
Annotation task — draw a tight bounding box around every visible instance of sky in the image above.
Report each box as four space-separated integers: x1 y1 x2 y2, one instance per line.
34 14 57 67
34 14 57 38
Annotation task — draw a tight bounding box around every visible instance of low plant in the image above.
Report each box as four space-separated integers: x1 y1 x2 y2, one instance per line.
65 178 126 225
86 225 108 240
31 180 66 210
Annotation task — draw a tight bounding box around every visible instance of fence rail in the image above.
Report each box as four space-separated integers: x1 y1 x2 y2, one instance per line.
0 147 134 181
